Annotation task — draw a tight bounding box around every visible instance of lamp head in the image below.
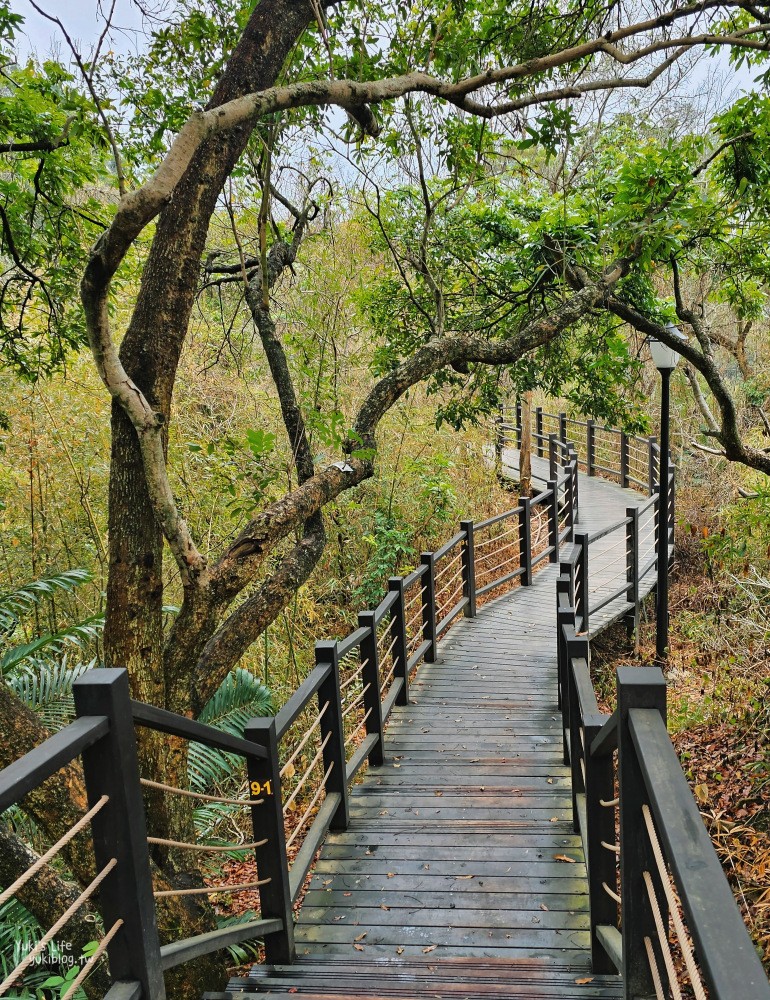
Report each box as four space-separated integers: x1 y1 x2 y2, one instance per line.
648 322 687 370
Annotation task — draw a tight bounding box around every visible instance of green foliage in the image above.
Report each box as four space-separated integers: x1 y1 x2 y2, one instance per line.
0 896 89 999
354 509 415 608
0 6 113 378
187 429 279 521
0 570 104 676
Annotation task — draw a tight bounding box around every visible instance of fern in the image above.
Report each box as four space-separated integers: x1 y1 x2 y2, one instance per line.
189 669 273 840
0 617 104 676
0 570 92 634
6 657 96 731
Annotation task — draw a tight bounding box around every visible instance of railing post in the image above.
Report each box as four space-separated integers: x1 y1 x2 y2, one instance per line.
617 666 667 999
625 507 639 639
547 479 559 562
647 435 658 495
515 399 522 449
387 577 410 705
574 530 589 631
519 496 533 586
567 631 590 830
535 406 544 457
584 716 618 975
315 640 350 830
586 420 596 476
620 430 630 488
494 409 504 480
548 432 558 480
556 587 574 761
571 447 580 524
559 412 567 446
420 552 438 662
72 669 165 1000
358 611 385 767
564 460 575 541
668 464 676 566
460 520 477 618
244 716 296 964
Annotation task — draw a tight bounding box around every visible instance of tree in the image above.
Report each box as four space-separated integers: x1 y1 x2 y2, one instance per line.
5 0 770 992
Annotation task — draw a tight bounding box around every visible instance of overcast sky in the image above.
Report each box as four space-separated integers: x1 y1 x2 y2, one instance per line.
10 0 759 103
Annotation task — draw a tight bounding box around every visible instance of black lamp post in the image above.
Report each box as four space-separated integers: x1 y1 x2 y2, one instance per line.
648 323 686 663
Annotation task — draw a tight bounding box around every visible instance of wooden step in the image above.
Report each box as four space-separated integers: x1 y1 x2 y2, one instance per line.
204 955 622 998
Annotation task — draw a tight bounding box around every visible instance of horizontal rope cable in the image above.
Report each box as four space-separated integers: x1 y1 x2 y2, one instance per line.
380 659 397 694
643 805 708 1000
644 869 684 1000
404 585 428 612
379 630 399 665
342 683 371 719
147 836 267 852
286 762 334 850
345 707 373 747
281 702 330 778
435 548 463 580
283 731 332 815
140 778 260 808
377 613 396 646
436 569 464 605
602 881 622 904
600 797 619 807
340 659 367 693
0 858 117 994
436 565 464 600
645 936 667 1000
154 877 271 898
60 919 124 1000
601 840 620 854
0 795 109 908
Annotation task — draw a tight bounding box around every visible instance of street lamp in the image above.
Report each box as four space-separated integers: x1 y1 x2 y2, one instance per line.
648 322 687 663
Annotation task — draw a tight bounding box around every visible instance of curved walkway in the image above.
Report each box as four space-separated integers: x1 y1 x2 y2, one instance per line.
224 456 658 998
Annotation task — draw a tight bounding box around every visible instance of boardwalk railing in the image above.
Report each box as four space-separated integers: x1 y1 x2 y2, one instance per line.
0 405 766 999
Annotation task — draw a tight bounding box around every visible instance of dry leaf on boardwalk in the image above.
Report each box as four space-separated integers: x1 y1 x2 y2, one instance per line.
553 854 577 863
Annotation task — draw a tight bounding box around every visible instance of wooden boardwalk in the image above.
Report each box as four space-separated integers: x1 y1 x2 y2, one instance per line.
224 459 658 998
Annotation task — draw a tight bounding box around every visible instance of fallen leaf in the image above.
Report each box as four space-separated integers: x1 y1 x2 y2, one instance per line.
549 816 559 823
540 903 549 911
387 872 396 878
435 791 443 797
553 854 577 863
396 947 405 955
575 977 594 985
288 990 298 994
422 945 437 953
353 943 365 952
354 932 367 941
380 904 391 911
344 891 352 896
454 874 475 880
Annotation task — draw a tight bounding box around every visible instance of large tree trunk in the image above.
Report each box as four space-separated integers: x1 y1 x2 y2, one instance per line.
103 1 322 993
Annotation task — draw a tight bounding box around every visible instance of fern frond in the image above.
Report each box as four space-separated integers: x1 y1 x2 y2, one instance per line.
0 615 104 675
0 569 92 634
197 667 273 736
6 657 96 731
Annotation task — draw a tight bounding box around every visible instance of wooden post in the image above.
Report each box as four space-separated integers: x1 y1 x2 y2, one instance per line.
571 447 580 523
567 632 590 831
620 430 629 488
73 669 165 999
315 640 349 830
547 479 559 562
617 667 667 999
515 399 522 449
535 406 544 458
648 435 658 496
668 465 676 566
460 520 477 618
548 433 558 481
564 459 575 542
244 717 295 963
575 530 589 631
584 715 618 975
358 611 385 766
625 507 639 639
559 412 567 446
388 577 410 705
519 497 533 586
556 584 574 760
421 552 438 662
586 420 596 476
494 408 504 481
